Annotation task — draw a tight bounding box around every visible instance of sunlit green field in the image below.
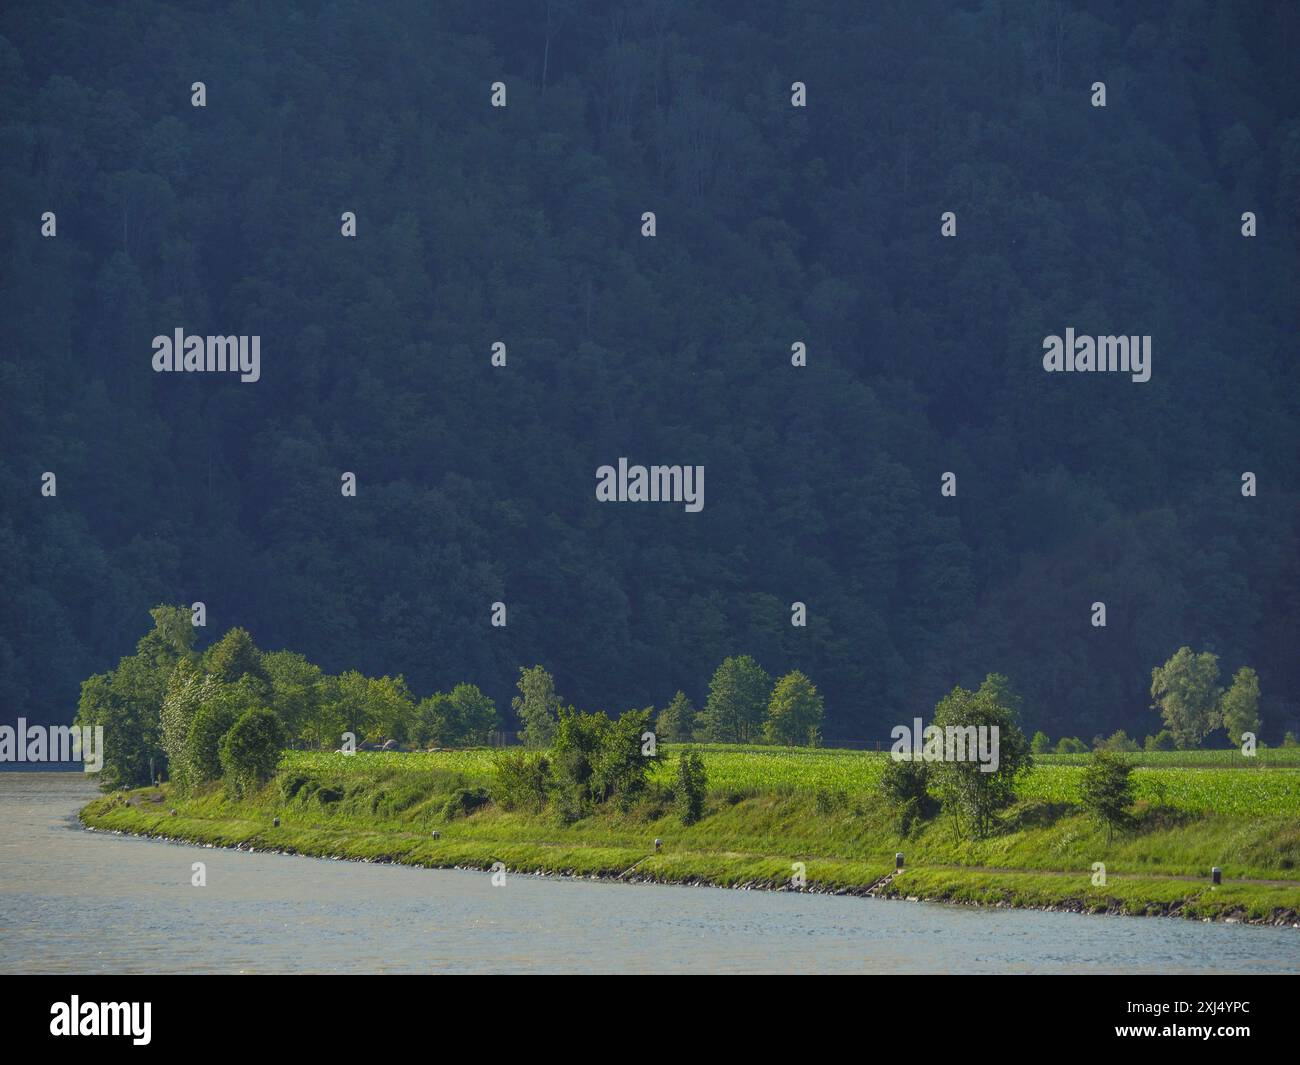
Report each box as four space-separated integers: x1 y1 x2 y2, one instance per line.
281 743 1300 817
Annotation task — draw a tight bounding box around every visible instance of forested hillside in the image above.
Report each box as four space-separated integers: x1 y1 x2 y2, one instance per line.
2 0 1297 742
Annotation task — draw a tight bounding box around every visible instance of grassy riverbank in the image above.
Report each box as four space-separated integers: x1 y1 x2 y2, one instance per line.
79 746 1300 926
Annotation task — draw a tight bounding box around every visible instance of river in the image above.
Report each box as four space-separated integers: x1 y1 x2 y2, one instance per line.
1 772 1295 974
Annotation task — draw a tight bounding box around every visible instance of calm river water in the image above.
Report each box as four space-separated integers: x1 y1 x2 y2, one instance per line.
1 772 1296 974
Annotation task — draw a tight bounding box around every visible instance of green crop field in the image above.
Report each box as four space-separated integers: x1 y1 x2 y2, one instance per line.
280 743 1300 817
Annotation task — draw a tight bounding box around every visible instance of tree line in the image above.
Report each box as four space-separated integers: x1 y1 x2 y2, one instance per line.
74 605 826 789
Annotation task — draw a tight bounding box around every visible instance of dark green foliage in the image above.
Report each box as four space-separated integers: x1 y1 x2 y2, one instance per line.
1055 737 1088 754
3 3 1298 752
674 752 707 825
1080 750 1136 843
218 707 285 798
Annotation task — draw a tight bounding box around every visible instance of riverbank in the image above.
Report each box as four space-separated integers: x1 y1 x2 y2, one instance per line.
78 750 1300 928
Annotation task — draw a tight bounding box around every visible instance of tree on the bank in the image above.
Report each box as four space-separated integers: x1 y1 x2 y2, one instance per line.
1220 667 1261 746
186 698 240 785
415 682 497 747
551 706 658 812
1080 750 1135 842
764 670 824 746
75 605 197 789
930 673 1032 839
1030 730 1051 754
1150 647 1222 749
698 655 771 743
218 707 285 797
513 665 561 748
655 690 697 742
159 662 222 792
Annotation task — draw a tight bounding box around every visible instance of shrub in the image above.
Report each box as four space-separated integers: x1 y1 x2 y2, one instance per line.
879 757 932 832
440 786 490 821
1030 730 1051 754
1055 736 1088 754
1096 729 1139 752
1144 730 1177 751
674 752 707 825
552 706 659 812
492 749 551 811
1080 750 1135 842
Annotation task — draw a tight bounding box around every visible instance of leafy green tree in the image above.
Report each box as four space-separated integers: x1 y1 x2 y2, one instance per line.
1220 666 1261 746
1080 750 1135 843
159 662 221 792
512 665 561 749
1055 736 1088 754
1030 730 1051 754
699 656 772 743
262 650 329 745
930 674 1032 839
75 670 156 790
415 683 497 747
329 671 414 745
203 627 269 689
675 752 707 825
655 690 696 742
1150 647 1223 749
363 675 416 744
764 670 824 746
75 606 200 789
218 707 285 797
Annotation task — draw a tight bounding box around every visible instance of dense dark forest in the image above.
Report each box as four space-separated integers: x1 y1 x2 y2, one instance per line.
1 0 1297 744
